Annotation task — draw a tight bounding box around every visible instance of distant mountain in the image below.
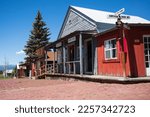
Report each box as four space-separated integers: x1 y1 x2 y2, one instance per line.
0 65 16 71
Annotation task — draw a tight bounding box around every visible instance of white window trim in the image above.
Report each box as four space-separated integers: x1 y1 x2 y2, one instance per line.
104 38 117 60
143 35 150 37
143 35 150 69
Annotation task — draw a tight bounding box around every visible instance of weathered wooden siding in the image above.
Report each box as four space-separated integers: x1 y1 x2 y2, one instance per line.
59 10 96 38
127 26 150 77
97 29 131 77
97 25 150 77
36 47 45 56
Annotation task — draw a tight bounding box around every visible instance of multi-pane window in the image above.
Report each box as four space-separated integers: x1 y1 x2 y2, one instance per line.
144 36 150 68
104 39 117 60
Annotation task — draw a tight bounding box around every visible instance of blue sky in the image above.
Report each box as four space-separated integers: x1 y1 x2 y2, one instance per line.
0 0 150 65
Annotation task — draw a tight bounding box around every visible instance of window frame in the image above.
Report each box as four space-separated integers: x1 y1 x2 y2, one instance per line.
104 38 117 60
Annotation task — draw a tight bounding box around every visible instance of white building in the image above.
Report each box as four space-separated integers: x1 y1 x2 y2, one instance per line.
3 69 13 77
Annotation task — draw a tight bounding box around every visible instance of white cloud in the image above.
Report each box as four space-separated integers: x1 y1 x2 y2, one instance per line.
16 50 25 55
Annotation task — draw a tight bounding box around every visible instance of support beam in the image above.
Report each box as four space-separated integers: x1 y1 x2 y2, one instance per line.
94 38 98 75
45 50 47 74
63 42 66 74
53 47 55 74
68 63 70 74
79 33 83 75
73 62 76 74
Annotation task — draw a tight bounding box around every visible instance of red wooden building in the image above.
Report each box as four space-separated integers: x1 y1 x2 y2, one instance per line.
33 46 57 78
17 63 27 78
96 23 150 77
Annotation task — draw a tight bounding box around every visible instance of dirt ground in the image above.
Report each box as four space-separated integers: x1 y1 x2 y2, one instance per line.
0 78 150 100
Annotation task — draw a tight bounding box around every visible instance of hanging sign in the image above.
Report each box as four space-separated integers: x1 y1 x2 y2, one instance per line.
115 8 125 16
108 8 130 20
68 36 76 43
56 42 62 48
108 14 130 19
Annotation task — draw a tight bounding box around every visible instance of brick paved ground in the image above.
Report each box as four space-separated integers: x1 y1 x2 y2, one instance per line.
0 78 150 100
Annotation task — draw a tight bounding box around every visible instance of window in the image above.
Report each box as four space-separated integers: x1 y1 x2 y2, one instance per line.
104 39 117 60
143 36 150 68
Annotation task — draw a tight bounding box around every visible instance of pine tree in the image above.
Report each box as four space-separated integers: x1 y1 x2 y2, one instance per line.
24 11 50 62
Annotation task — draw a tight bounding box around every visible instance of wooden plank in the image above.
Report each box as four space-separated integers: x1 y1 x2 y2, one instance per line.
60 11 96 38
63 43 66 74
79 33 83 75
73 62 76 74
53 48 55 74
69 63 70 74
45 50 47 74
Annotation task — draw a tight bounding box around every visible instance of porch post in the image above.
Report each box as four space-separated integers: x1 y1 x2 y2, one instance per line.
53 47 56 74
63 42 66 74
45 50 47 74
122 24 126 78
79 33 83 75
73 62 76 74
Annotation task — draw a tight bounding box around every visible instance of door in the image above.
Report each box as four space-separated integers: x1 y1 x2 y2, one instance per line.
144 36 150 76
68 45 75 61
68 45 75 72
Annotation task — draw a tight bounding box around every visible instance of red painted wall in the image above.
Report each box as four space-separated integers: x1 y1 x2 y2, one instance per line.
97 25 150 77
127 26 150 77
18 68 25 78
97 29 129 77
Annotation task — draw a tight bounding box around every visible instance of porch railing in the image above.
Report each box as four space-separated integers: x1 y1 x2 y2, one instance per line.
35 65 45 76
35 61 80 77
35 63 58 76
65 61 80 74
46 64 58 74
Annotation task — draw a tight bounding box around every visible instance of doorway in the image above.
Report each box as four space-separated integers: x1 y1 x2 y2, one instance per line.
85 40 93 73
68 45 75 61
68 44 75 73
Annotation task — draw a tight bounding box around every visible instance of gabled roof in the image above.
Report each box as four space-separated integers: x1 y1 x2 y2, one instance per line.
58 6 150 39
95 23 150 37
71 6 150 24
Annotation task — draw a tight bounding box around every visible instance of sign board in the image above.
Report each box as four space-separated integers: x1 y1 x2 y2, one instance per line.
108 8 130 20
20 66 26 69
108 14 130 19
56 42 62 48
68 36 76 43
108 8 130 19
115 8 125 16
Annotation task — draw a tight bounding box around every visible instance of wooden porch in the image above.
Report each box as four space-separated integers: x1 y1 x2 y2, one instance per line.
35 64 150 83
35 61 80 79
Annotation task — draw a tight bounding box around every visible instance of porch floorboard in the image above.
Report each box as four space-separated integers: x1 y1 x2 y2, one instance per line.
36 73 150 84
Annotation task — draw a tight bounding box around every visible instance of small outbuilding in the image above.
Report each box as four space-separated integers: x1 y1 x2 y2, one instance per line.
33 46 57 78
17 63 27 78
